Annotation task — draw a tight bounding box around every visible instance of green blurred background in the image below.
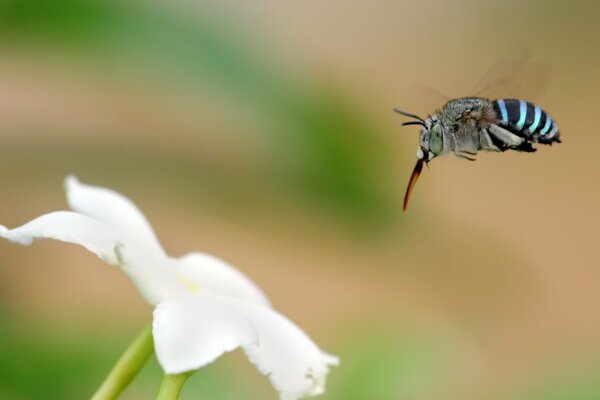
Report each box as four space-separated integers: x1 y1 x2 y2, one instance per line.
0 0 599 399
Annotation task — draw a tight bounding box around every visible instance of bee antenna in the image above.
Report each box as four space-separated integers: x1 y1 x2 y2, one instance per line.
402 121 426 127
393 108 425 123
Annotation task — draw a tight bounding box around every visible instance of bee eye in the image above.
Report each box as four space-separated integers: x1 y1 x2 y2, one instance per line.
429 124 443 154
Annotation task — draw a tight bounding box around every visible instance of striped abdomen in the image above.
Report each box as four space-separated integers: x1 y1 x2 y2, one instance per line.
492 99 561 144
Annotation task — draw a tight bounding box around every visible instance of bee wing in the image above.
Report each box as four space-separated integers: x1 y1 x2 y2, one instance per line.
412 83 450 107
470 46 551 100
399 83 449 117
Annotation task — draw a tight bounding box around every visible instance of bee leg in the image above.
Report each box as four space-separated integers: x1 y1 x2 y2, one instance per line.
480 129 503 152
455 152 477 161
515 141 537 153
488 124 525 147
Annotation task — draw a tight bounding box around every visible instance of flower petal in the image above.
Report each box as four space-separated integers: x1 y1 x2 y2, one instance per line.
0 211 183 305
0 211 123 265
173 252 271 307
238 301 339 400
152 294 259 374
64 175 165 258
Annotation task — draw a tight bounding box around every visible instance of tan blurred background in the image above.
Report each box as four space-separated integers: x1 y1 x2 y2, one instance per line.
0 0 599 399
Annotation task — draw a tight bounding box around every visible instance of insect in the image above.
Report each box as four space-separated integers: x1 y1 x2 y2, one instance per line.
396 52 561 211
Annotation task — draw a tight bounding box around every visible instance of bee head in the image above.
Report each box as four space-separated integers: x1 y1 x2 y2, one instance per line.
418 121 444 161
394 108 444 162
395 107 446 212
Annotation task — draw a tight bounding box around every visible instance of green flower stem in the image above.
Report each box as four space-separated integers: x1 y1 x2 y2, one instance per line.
91 324 154 400
156 372 193 400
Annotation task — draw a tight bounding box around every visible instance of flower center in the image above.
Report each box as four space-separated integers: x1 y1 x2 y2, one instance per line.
176 274 200 293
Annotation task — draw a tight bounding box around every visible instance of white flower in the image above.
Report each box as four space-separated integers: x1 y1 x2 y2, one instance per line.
0 176 338 400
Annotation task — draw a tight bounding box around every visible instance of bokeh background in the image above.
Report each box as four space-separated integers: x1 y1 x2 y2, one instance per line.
0 0 599 399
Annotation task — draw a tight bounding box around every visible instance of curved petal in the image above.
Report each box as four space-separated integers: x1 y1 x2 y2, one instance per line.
0 211 123 265
173 252 271 307
152 294 259 374
237 301 339 400
0 211 183 305
64 176 165 258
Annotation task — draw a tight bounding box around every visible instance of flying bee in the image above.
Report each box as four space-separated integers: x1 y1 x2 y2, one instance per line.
397 49 562 211
397 98 561 211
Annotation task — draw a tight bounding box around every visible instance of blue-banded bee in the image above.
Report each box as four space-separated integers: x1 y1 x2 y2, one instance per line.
397 96 561 211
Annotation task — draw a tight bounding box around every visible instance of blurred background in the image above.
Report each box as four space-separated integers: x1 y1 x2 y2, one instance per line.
0 0 599 399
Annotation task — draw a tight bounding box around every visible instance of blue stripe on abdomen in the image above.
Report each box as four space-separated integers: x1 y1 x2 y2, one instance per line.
516 100 527 130
497 99 508 123
540 116 553 135
528 106 542 133
548 124 558 139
